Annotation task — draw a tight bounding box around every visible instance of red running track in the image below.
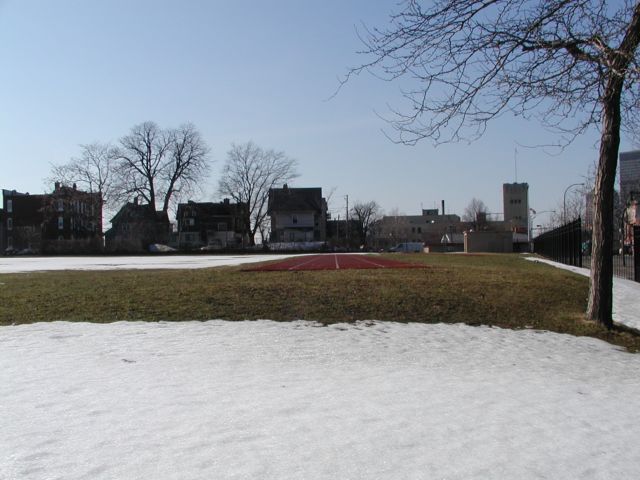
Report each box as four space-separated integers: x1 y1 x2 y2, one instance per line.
245 254 426 271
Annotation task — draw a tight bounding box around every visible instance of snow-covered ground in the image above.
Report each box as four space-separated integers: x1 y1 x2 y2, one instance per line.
526 257 640 331
2 320 640 480
2 255 640 479
0 254 299 274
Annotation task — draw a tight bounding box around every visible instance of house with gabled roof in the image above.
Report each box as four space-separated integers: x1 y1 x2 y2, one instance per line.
104 198 170 252
267 184 327 243
176 199 249 250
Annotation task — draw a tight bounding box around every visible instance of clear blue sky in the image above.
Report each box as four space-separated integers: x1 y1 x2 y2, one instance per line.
0 0 633 226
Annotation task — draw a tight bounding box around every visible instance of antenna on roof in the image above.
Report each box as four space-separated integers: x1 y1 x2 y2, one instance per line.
514 146 518 183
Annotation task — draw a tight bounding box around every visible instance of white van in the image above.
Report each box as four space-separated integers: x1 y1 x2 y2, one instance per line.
389 242 424 253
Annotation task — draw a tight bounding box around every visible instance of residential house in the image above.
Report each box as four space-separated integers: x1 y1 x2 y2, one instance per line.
176 199 248 250
105 199 171 252
2 183 102 254
268 185 327 243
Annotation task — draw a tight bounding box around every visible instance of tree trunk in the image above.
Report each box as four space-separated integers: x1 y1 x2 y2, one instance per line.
587 79 623 329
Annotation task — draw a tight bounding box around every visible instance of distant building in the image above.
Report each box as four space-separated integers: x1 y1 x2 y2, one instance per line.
371 205 462 251
503 182 529 233
1 183 103 254
0 207 4 252
268 185 327 243
624 199 640 248
620 150 640 203
176 199 249 250
104 199 170 252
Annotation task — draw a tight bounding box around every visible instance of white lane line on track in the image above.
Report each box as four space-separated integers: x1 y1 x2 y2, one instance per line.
288 255 321 271
354 256 388 268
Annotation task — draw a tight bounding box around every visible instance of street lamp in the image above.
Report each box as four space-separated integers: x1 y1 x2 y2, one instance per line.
528 209 556 250
563 183 585 224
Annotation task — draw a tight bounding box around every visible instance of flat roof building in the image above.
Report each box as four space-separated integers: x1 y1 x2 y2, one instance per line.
620 150 640 202
503 182 529 233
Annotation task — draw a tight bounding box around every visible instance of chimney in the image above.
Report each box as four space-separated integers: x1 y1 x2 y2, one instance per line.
73 183 77 190
133 196 138 205
283 183 288 191
223 198 230 204
441 200 445 216
54 182 60 190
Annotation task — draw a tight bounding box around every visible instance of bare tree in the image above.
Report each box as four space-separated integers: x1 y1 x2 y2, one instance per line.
346 0 640 328
113 122 172 211
218 141 298 246
114 121 210 214
47 142 117 225
161 123 210 213
462 198 489 229
351 200 382 246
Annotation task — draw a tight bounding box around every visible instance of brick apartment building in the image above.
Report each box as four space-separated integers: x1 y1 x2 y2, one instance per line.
2 183 103 254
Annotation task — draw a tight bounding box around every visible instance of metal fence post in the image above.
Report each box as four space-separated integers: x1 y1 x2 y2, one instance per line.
634 225 639 283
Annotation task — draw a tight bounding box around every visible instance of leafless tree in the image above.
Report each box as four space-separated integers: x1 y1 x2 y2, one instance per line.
114 121 210 214
47 142 118 224
218 141 298 246
345 0 640 328
351 200 382 246
161 123 211 213
462 198 489 229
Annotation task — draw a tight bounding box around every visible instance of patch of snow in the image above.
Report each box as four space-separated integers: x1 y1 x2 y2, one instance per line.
0 254 299 274
2 320 640 479
526 257 640 331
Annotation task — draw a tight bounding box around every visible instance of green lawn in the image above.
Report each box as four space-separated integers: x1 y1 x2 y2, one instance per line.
1 253 638 351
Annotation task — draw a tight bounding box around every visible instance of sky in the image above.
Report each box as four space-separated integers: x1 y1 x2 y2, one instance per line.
0 0 636 227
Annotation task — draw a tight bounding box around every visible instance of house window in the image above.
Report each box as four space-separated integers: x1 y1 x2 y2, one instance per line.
58 216 64 230
7 237 12 248
292 215 298 224
186 218 195 226
417 227 422 233
6 200 12 213
7 218 12 230
57 199 64 212
289 232 295 241
217 222 227 232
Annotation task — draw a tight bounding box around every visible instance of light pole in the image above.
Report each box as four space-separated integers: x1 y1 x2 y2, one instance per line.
528 209 556 250
563 183 584 224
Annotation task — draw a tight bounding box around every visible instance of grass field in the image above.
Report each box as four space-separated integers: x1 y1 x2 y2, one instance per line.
1 253 639 351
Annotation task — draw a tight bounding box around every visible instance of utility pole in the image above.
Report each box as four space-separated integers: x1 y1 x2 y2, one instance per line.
345 195 349 246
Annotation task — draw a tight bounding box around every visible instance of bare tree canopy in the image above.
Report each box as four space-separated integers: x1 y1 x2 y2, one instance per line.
114 121 210 213
162 123 210 213
462 198 489 227
347 0 640 328
47 142 118 223
351 200 382 246
218 141 298 246
48 142 116 203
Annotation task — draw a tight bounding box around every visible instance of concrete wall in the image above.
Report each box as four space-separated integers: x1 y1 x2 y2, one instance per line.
464 231 513 253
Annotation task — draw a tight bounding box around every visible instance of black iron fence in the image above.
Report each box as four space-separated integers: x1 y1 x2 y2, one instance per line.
533 218 639 283
533 218 583 267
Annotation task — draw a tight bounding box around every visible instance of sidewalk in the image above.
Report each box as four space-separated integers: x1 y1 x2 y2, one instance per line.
526 257 640 331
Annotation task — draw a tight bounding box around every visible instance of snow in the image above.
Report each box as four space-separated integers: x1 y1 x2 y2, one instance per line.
2 255 640 478
526 257 640 331
2 320 640 480
0 254 299 274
